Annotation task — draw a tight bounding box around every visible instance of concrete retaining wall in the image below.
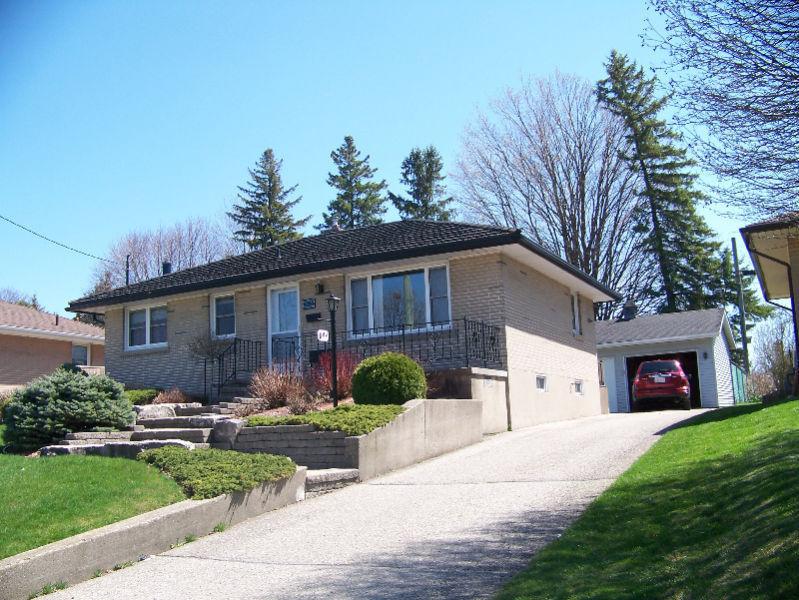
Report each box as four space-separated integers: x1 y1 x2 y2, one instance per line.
0 468 306 600
226 398 483 479
429 367 509 434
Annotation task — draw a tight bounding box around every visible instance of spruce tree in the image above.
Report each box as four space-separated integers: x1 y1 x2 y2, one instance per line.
319 136 387 230
228 149 310 249
597 51 720 313
389 146 454 221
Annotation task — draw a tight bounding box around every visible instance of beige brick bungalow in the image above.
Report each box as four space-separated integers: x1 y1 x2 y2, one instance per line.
0 301 104 390
68 221 619 431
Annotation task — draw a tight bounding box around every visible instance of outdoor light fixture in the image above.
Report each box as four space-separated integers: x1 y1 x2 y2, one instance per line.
327 294 341 406
327 293 340 313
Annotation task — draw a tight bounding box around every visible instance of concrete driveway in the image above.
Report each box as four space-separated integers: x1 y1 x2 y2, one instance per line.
51 410 698 600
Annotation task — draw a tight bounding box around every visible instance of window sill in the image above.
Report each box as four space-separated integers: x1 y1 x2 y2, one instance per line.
124 344 168 355
347 323 453 341
212 333 236 340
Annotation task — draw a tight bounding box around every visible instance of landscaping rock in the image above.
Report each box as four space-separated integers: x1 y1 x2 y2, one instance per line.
40 439 195 459
134 404 176 419
212 418 245 448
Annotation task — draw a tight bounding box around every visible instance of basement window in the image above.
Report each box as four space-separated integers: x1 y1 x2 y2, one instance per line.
536 375 548 392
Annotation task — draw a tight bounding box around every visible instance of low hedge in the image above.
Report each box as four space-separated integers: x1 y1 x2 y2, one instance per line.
247 404 405 436
137 446 296 499
351 352 427 405
123 388 161 405
4 369 133 451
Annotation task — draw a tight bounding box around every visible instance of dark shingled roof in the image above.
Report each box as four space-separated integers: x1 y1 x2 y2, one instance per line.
596 308 726 347
68 220 620 311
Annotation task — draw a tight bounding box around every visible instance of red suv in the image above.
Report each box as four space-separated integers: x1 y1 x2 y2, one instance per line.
632 360 691 410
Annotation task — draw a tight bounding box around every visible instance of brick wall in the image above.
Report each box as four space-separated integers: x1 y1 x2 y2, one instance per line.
500 255 602 428
0 334 72 386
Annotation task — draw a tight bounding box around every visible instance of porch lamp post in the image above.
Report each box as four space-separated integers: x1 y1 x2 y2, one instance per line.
327 293 341 407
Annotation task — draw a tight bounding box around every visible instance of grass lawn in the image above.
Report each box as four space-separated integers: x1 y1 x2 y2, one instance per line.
247 403 405 436
499 400 799 600
0 447 184 560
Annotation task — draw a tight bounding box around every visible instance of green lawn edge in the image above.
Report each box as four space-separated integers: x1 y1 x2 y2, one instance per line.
0 454 184 560
498 400 799 600
247 404 405 436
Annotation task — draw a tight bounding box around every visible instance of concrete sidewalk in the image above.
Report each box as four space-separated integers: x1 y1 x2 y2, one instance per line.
50 410 697 600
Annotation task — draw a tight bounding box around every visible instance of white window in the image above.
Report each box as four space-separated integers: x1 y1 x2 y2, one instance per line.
574 379 584 395
211 294 236 338
348 265 450 334
535 374 547 392
71 344 89 366
571 293 582 336
126 305 168 349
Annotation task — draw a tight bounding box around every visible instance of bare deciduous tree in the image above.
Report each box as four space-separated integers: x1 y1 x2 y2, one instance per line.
455 73 653 317
647 0 799 217
93 215 240 288
0 287 42 310
753 313 794 396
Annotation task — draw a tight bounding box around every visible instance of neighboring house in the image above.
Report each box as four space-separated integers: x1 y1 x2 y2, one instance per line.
0 301 105 390
740 213 799 374
597 307 739 412
67 220 619 431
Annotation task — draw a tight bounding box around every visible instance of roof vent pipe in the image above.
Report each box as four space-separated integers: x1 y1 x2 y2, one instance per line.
620 300 638 321
162 261 172 275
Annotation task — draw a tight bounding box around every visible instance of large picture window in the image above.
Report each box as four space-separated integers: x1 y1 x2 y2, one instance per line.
349 265 450 334
126 305 167 349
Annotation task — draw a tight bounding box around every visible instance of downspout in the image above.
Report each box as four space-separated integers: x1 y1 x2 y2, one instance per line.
747 246 799 392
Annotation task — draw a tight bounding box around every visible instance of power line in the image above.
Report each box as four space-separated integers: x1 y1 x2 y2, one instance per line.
0 213 114 264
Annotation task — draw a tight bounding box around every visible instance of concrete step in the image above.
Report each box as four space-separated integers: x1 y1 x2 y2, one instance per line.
175 405 233 416
138 416 224 429
130 428 213 443
305 468 360 496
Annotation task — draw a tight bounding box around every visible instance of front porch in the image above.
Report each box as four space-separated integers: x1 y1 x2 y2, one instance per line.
204 318 506 401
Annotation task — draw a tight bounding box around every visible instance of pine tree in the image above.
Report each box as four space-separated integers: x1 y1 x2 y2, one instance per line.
228 149 310 249
597 51 720 313
319 136 387 230
389 146 454 221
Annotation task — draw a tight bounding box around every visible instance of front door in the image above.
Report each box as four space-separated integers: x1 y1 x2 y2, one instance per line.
269 285 300 369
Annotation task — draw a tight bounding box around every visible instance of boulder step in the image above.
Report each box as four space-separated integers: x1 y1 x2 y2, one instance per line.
138 416 223 429
305 468 360 496
130 428 213 443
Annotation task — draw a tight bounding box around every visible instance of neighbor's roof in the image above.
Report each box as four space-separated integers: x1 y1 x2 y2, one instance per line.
740 212 799 301
0 300 104 343
68 220 621 311
596 308 734 349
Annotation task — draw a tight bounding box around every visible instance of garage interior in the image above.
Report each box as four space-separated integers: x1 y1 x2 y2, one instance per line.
625 351 702 410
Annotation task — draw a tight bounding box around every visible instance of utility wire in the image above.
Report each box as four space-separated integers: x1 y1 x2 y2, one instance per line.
0 212 114 263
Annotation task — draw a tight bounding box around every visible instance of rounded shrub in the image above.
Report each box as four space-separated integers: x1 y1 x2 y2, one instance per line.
4 369 133 451
351 352 426 405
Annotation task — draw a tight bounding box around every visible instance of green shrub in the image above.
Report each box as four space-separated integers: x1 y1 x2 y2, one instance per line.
247 403 404 436
59 363 86 375
351 352 426 405
138 446 295 499
123 388 161 405
0 390 13 423
4 370 133 451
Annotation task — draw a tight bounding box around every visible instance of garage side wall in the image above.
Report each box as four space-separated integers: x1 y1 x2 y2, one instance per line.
713 334 735 407
501 256 602 428
599 338 720 412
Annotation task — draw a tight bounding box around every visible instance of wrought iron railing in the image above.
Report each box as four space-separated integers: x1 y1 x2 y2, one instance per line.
271 318 504 373
204 337 263 398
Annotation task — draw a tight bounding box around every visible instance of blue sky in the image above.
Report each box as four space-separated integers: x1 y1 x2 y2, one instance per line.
0 0 745 315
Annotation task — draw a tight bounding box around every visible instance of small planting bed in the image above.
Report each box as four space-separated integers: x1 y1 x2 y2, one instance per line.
498 400 799 599
247 404 405 436
0 452 184 560
138 446 296 499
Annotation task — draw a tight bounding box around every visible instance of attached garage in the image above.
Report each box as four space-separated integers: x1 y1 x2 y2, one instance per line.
597 308 738 412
